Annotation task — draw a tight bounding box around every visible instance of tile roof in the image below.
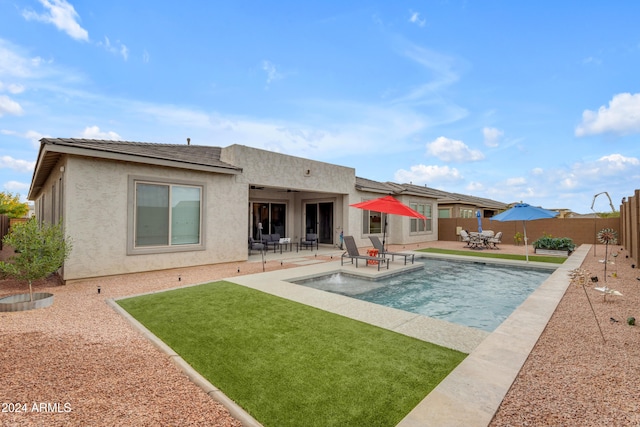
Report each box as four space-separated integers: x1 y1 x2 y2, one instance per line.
40 138 241 171
354 177 507 209
29 138 242 199
30 139 507 211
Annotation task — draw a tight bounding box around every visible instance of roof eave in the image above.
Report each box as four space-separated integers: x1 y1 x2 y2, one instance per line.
28 143 242 200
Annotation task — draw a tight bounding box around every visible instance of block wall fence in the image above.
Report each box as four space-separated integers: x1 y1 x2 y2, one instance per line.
621 189 640 265
438 217 620 249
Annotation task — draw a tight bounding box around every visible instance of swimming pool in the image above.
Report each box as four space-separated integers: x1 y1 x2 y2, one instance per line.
293 258 553 332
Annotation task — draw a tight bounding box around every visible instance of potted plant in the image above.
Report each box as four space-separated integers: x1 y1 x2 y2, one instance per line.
0 219 72 312
532 233 575 256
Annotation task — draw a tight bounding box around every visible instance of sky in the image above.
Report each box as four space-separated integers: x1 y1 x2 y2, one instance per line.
1 1 640 214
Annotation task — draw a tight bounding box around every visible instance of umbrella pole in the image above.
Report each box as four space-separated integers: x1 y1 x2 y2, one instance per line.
523 221 529 262
382 216 388 251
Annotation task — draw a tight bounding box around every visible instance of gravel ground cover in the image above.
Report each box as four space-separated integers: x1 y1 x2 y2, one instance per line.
1 241 638 426
490 244 640 426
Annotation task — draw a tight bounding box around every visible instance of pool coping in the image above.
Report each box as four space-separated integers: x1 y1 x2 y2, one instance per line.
111 245 589 427
396 244 589 426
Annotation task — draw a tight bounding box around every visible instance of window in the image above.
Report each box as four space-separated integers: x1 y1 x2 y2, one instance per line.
410 203 432 233
130 178 203 252
361 209 386 235
438 208 451 218
460 208 473 218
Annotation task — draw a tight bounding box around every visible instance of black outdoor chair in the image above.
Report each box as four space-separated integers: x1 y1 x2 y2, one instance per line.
248 237 265 255
300 233 318 250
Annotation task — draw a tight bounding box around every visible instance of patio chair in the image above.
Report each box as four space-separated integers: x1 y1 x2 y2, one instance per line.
248 237 265 255
460 229 472 247
341 235 389 271
369 236 414 265
300 233 318 250
488 231 503 249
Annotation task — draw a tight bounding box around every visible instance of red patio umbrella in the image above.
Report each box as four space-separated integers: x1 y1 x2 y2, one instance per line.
350 195 427 249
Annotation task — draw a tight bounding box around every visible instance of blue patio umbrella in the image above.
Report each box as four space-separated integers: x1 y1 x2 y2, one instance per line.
476 210 482 233
490 203 558 261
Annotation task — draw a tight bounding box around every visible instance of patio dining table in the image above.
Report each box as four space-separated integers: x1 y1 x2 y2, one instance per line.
469 232 490 249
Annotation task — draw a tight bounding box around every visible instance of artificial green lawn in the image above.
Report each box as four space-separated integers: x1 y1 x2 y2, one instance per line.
417 247 567 264
118 281 467 427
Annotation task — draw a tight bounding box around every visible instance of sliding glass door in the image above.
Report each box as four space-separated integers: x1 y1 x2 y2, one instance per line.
251 202 286 239
304 202 333 244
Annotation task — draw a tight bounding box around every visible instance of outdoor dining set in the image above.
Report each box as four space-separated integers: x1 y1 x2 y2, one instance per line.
460 230 503 250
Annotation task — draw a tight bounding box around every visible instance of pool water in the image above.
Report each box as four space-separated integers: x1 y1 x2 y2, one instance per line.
294 258 553 332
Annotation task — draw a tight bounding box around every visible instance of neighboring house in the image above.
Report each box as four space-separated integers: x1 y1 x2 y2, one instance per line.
30 139 463 281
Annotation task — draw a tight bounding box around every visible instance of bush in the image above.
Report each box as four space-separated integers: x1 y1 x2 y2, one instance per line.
532 235 575 252
0 219 72 301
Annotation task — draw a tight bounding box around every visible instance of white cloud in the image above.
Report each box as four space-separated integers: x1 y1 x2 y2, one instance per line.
409 11 426 27
505 177 527 186
394 44 460 100
0 155 36 173
583 56 602 66
97 37 129 60
482 127 503 147
0 95 24 116
80 126 121 140
142 50 150 63
426 136 484 162
23 0 89 42
597 153 640 173
394 164 463 185
4 180 30 193
531 167 544 175
0 82 25 94
120 44 129 61
1 129 48 148
466 181 484 191
262 60 282 86
575 93 640 136
0 39 64 86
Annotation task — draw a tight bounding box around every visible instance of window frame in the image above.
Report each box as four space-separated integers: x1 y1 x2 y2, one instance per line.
409 202 433 234
360 207 387 236
127 175 206 255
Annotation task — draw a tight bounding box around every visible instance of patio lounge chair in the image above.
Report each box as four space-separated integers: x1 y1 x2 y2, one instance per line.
369 236 414 265
341 235 389 271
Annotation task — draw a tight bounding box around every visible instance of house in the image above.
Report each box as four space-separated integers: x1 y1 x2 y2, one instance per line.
31 138 473 281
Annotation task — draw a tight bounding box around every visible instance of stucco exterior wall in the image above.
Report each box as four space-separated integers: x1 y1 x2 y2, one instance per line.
226 145 354 246
221 145 356 194
60 156 246 280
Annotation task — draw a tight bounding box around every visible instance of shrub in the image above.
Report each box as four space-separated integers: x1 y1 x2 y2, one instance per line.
532 235 575 252
0 219 72 301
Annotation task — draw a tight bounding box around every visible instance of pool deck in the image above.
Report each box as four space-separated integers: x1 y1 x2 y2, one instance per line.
113 244 589 426
229 246 589 427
